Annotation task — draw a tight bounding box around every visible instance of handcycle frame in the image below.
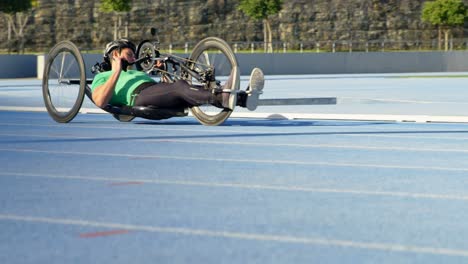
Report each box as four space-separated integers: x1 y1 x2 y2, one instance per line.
42 28 241 126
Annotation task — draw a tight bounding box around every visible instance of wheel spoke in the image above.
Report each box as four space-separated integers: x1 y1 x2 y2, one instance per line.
42 41 86 123
188 38 239 126
59 52 66 81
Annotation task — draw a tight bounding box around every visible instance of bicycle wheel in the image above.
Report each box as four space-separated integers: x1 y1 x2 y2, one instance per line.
136 40 155 72
187 37 240 126
42 41 86 123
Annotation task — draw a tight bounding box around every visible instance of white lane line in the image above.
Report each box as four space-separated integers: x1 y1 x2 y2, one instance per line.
140 138 468 153
340 97 455 104
3 122 468 142
4 105 468 123
1 213 468 257
2 120 468 134
0 133 93 139
230 112 468 123
347 133 468 140
0 106 46 112
2 132 468 153
340 96 468 105
3 171 468 201
1 147 467 172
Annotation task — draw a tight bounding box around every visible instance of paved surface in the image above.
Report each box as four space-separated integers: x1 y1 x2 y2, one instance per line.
3 73 468 119
1 74 468 263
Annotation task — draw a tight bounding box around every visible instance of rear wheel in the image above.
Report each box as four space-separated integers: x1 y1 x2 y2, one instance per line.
187 37 240 126
42 41 86 123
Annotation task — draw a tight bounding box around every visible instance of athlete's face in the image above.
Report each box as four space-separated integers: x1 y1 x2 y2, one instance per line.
112 47 135 64
119 48 136 63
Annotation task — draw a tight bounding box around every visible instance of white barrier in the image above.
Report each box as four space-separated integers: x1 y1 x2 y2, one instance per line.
4 51 468 79
37 55 45 79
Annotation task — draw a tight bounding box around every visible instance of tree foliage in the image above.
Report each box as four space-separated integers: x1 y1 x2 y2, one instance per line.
238 0 283 20
100 0 132 13
238 0 283 52
422 0 467 50
0 0 34 14
100 0 132 40
422 0 467 27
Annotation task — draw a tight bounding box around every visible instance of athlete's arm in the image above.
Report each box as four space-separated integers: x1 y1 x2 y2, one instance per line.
92 51 124 108
92 48 136 108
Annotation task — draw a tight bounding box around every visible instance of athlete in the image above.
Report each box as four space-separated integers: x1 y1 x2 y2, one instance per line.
90 39 264 111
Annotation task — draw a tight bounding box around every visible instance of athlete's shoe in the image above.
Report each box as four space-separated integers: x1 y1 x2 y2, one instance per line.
245 68 265 111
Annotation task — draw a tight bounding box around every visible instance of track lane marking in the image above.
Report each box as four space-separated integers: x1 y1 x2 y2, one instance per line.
0 120 468 140
4 105 468 123
2 172 468 201
1 132 468 153
79 229 130 238
1 147 467 172
139 138 468 153
1 213 468 257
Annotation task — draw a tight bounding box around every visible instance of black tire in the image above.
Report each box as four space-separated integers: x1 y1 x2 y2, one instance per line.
112 114 135 122
135 40 155 72
187 37 240 126
42 41 86 123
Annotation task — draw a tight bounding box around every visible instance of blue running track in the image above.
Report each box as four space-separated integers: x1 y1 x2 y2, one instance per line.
1 75 468 263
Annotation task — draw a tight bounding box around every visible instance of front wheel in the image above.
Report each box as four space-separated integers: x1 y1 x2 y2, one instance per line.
187 37 240 126
42 41 86 123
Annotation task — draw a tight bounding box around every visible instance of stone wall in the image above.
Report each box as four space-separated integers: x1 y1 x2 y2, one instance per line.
1 0 467 52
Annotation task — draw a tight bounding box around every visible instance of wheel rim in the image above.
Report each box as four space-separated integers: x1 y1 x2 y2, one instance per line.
189 39 239 125
136 41 155 71
45 47 83 119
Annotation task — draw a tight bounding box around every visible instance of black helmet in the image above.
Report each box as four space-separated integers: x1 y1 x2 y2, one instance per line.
103 39 136 61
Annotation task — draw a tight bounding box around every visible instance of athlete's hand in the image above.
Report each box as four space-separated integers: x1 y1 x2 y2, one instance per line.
154 60 165 70
111 52 125 72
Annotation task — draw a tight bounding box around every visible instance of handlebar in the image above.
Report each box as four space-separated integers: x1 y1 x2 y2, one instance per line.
130 56 152 65
121 56 152 72
122 55 180 72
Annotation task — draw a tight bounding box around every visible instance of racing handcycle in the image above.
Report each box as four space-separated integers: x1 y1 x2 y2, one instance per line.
42 28 243 126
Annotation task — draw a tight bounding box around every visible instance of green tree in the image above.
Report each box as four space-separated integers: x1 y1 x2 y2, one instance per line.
422 0 467 51
100 0 132 40
238 0 283 53
0 0 38 53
